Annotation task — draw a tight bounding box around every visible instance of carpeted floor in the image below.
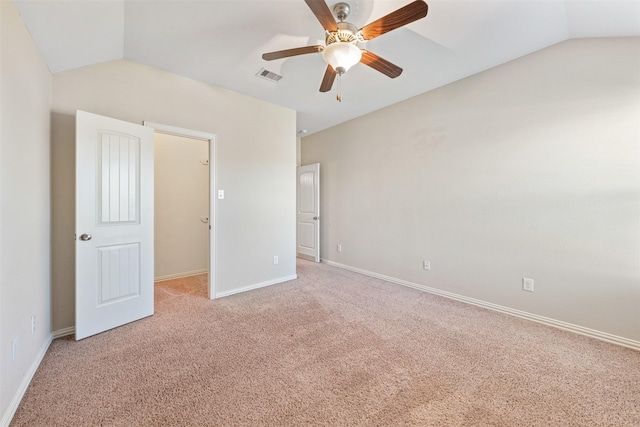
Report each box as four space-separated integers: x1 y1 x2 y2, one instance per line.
10 260 640 426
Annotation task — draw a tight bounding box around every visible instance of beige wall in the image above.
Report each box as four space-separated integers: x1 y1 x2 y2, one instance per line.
154 133 209 279
302 38 640 343
0 0 52 421
51 59 297 331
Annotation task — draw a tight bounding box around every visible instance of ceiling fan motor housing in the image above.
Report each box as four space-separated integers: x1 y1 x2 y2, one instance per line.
326 21 361 45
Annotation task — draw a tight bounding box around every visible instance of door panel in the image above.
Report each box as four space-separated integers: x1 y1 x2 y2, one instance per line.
99 132 140 223
298 222 316 250
97 243 140 305
296 163 320 262
76 110 154 340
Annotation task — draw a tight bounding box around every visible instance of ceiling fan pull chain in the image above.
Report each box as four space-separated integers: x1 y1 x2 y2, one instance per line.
337 73 342 102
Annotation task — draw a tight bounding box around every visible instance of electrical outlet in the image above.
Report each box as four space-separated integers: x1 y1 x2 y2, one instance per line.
217 189 224 199
523 277 534 292
31 315 36 334
12 339 17 361
423 260 431 271
273 256 278 265
337 244 342 253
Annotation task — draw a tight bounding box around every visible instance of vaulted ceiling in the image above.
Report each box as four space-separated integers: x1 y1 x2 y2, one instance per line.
14 0 640 134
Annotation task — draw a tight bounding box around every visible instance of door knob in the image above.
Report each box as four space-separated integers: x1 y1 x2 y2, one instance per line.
313 216 319 220
79 233 92 241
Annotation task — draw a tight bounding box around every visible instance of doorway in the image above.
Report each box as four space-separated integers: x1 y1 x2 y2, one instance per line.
144 122 217 299
154 133 209 297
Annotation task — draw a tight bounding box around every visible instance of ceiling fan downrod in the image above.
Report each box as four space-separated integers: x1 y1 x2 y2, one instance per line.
333 2 351 22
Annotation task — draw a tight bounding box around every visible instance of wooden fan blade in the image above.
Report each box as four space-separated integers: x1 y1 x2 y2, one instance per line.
359 0 428 41
262 45 324 61
319 65 336 92
360 50 402 79
360 50 403 78
304 0 338 32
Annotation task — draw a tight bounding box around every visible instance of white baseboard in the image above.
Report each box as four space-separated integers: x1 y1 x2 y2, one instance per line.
321 259 640 352
154 269 208 282
215 275 298 299
296 253 317 262
52 327 75 339
0 334 53 427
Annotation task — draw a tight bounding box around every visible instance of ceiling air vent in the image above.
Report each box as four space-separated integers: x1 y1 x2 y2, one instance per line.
256 68 283 83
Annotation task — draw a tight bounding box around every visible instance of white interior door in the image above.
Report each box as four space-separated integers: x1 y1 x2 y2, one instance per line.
297 163 320 262
76 110 154 340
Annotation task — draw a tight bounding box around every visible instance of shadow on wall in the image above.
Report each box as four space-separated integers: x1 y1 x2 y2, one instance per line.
51 112 76 332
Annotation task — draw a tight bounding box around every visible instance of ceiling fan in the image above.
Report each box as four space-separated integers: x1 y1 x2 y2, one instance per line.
262 0 429 101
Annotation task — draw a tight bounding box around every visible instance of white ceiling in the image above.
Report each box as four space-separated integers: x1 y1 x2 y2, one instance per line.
14 0 640 135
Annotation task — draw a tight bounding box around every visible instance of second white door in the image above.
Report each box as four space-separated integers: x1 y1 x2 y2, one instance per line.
297 163 320 262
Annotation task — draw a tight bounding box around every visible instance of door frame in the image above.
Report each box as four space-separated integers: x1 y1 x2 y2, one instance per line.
144 121 218 299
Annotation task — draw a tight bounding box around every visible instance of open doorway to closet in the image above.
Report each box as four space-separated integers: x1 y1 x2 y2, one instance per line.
154 133 209 298
144 122 217 300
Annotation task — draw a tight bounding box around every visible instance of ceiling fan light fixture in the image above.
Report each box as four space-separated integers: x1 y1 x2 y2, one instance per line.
322 42 362 75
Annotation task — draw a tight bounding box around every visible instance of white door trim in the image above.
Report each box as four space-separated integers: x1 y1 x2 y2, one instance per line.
144 121 218 299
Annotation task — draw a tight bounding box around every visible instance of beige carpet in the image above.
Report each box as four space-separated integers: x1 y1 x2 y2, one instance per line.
11 260 640 426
